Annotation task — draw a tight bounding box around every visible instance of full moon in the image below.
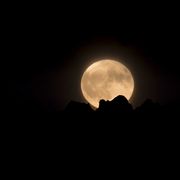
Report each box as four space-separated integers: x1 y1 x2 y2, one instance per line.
81 59 134 108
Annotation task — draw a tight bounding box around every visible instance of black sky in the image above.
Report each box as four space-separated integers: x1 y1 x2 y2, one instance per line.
7 4 180 112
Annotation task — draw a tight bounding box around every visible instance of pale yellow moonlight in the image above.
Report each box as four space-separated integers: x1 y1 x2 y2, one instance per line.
81 59 134 108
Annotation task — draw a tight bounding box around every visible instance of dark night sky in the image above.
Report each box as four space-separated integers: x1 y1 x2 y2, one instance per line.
7 4 180 112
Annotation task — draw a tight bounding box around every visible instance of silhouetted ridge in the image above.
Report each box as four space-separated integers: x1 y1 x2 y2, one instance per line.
97 95 133 113
64 101 93 113
135 99 160 114
65 95 133 113
64 95 179 118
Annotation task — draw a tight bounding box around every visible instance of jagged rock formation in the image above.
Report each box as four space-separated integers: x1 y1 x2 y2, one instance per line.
97 95 133 113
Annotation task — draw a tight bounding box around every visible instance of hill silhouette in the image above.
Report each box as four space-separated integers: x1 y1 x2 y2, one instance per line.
97 95 133 113
64 95 179 116
5 94 177 142
5 95 179 170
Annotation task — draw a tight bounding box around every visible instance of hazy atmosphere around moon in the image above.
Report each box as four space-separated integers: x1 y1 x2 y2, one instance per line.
81 60 134 108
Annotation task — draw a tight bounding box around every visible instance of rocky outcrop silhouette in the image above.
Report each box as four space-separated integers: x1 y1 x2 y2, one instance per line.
64 95 179 119
64 95 133 113
97 95 133 113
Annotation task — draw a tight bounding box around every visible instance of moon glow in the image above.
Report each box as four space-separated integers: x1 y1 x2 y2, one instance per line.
81 59 134 108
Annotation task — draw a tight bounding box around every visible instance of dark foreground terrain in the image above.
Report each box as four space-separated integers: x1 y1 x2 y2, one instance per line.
6 95 179 136
3 96 180 177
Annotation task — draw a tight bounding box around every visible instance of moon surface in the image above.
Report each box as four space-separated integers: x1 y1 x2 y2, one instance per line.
81 59 134 108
